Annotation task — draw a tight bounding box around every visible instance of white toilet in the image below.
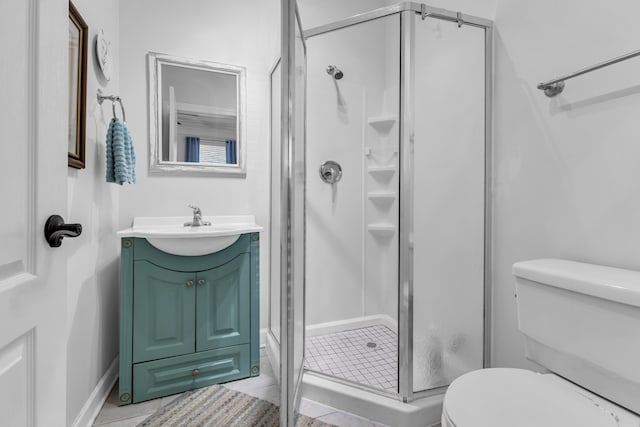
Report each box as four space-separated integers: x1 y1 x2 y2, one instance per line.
441 259 640 426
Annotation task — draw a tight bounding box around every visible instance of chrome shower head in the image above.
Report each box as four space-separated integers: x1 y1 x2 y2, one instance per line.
326 65 344 80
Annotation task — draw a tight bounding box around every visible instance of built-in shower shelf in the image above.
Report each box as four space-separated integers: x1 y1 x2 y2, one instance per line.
367 192 396 203
367 115 397 131
367 165 396 178
364 147 398 157
367 223 396 236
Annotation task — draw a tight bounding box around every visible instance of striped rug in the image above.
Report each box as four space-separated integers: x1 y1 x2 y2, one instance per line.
138 385 335 427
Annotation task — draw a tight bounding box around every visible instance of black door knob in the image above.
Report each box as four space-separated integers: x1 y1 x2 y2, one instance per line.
44 215 82 247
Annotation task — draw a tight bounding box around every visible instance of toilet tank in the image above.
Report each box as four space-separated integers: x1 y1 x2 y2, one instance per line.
513 259 640 415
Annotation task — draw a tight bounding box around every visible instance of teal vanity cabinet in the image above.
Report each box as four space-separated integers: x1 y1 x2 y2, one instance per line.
118 233 260 404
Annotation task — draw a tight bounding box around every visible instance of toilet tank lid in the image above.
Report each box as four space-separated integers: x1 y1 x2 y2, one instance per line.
513 259 640 308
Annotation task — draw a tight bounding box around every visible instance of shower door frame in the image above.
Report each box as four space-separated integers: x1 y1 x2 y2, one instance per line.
303 2 493 403
280 2 308 425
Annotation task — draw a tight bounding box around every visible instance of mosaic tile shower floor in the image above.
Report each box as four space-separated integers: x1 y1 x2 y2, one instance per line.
305 325 398 392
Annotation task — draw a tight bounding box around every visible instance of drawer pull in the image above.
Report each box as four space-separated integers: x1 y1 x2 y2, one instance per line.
192 368 200 377
197 279 206 286
186 280 194 287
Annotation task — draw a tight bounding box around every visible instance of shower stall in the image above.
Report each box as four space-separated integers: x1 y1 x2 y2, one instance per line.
271 3 492 425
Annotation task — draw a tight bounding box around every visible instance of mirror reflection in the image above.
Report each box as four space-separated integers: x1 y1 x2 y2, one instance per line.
149 52 246 175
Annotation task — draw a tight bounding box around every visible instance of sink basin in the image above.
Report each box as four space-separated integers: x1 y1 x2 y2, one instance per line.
117 215 263 256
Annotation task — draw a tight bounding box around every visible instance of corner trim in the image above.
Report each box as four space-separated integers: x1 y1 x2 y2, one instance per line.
70 356 119 427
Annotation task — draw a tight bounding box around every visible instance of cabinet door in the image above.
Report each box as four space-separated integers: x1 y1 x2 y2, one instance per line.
196 253 250 351
133 261 196 362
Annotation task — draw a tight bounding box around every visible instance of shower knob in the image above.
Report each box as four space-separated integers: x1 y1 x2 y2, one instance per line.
319 160 342 184
326 65 344 80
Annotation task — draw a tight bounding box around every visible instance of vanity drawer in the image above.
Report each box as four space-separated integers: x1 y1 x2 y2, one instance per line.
132 344 250 403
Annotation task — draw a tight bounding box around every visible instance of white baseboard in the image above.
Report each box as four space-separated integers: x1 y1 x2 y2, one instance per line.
71 356 119 427
260 327 268 348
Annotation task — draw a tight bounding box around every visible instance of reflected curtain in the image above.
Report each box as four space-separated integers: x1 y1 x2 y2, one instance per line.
226 139 237 164
185 136 200 162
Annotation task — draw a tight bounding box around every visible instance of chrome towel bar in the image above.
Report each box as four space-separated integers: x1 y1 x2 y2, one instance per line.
538 47 640 97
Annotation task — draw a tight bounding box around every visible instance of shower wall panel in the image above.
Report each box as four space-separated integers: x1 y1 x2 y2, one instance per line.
411 16 486 392
305 16 399 326
363 16 400 321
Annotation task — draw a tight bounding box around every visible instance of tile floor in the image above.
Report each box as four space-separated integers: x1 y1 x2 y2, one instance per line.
305 325 398 392
93 349 388 427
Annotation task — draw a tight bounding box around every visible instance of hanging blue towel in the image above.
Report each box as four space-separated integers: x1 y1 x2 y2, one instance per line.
106 117 136 185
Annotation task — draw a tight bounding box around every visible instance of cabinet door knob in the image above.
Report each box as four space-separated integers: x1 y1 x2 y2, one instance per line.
192 369 200 377
197 279 206 286
186 280 194 287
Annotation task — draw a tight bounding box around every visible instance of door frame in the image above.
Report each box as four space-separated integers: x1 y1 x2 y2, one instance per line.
279 0 307 425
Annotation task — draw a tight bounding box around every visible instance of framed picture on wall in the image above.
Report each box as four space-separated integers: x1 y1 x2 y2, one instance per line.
68 1 87 169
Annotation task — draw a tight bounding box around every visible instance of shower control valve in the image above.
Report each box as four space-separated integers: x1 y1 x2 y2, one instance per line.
319 160 343 184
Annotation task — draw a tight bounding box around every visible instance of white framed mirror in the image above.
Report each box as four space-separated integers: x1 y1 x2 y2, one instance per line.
148 52 246 176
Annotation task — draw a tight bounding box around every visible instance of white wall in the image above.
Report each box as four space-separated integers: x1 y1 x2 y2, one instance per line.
65 1 121 424
118 0 279 335
491 0 640 369
421 0 497 22
298 0 391 30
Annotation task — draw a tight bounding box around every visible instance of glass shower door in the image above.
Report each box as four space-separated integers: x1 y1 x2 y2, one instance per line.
280 1 307 425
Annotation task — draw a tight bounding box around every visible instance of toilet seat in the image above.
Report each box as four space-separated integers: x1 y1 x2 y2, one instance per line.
441 368 639 427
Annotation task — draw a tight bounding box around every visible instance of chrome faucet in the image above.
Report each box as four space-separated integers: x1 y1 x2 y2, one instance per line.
184 205 211 227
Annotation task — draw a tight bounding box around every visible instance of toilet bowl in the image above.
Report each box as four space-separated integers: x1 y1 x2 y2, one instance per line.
441 259 640 427
441 368 639 427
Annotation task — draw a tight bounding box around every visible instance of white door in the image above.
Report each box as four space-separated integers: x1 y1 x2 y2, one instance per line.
0 1 69 426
